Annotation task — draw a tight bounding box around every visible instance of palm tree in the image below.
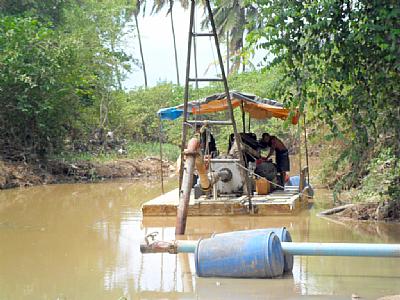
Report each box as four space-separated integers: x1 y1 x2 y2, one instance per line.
130 0 148 88
201 0 257 74
151 0 189 86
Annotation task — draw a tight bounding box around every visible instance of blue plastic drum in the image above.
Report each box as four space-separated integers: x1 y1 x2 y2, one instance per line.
195 231 284 278
212 227 294 273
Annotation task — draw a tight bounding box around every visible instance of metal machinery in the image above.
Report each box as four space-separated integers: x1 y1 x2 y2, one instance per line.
210 159 243 196
165 0 310 234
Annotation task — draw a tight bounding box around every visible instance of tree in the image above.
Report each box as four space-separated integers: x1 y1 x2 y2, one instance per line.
130 0 148 89
247 0 400 198
151 0 189 86
0 1 138 158
0 17 93 157
201 0 257 74
0 0 71 24
62 0 135 140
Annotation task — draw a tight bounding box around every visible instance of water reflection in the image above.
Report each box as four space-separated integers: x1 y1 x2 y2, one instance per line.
0 180 399 300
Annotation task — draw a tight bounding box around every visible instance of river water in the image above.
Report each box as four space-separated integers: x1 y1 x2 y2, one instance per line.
0 179 399 300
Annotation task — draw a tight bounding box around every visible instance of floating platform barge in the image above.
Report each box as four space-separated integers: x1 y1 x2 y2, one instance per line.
142 186 309 217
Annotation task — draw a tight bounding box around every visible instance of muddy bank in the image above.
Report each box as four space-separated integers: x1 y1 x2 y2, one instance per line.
0 157 174 189
320 201 400 222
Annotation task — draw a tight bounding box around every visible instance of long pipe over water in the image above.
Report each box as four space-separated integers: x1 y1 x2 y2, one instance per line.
282 242 400 257
157 240 400 257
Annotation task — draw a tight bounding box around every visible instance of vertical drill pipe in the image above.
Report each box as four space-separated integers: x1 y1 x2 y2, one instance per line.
281 242 400 257
175 138 199 235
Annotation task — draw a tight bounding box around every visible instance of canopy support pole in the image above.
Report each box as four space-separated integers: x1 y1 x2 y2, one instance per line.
303 114 310 184
159 117 165 194
298 118 302 183
241 101 245 133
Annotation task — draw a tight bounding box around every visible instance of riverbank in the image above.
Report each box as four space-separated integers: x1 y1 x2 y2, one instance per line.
1 154 398 222
319 201 400 222
0 157 174 189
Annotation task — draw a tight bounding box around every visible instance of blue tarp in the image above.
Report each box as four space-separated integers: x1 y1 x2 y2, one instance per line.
157 107 183 120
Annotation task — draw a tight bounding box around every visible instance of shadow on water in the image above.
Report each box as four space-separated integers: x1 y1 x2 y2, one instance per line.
0 179 399 299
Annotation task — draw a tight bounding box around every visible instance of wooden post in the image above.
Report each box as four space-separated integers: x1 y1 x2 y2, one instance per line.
298 116 302 183
241 101 245 133
159 118 164 194
300 166 307 192
303 114 310 184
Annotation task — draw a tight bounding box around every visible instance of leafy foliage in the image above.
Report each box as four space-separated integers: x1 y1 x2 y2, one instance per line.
0 0 72 24
0 17 88 157
356 148 400 202
201 0 258 73
0 1 135 159
247 0 400 199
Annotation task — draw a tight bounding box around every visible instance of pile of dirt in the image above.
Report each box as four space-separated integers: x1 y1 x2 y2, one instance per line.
336 201 400 222
0 157 174 189
0 160 50 189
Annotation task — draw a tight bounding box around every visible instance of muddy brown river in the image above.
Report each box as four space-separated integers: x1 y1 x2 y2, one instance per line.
0 179 399 300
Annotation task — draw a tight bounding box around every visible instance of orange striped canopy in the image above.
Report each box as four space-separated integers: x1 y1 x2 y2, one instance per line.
158 91 300 124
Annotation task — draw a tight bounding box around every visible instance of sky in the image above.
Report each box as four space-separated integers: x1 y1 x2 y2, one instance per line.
122 3 266 90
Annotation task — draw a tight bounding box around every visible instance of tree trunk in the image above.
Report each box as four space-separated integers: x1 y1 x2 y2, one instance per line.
110 41 123 90
226 30 230 75
170 9 180 86
134 13 148 88
242 44 245 72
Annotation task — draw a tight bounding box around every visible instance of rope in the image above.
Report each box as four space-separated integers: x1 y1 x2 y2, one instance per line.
234 162 313 199
234 162 285 189
236 163 313 199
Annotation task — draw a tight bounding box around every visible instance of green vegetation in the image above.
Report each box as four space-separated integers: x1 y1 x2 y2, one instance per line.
246 0 399 203
0 0 134 159
356 148 400 203
0 1 398 205
56 142 179 163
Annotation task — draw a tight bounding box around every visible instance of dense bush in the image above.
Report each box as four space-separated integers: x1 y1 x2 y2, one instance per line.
0 1 133 159
0 17 91 158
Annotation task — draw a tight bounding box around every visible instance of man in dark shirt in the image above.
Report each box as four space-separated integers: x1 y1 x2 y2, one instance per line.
259 133 290 186
196 125 217 157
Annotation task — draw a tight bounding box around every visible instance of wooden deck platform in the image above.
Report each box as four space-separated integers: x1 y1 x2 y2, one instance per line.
142 186 309 216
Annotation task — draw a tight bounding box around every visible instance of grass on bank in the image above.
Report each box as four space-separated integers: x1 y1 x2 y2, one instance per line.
54 142 180 163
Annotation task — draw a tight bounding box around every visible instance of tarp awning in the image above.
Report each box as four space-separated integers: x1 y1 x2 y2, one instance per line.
157 91 299 124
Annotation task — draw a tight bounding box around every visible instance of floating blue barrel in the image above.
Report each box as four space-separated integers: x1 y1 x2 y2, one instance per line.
195 231 284 278
212 227 294 273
